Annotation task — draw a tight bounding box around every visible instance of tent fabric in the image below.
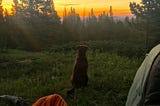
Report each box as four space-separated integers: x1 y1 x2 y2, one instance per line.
144 54 160 105
32 94 68 106
126 44 160 106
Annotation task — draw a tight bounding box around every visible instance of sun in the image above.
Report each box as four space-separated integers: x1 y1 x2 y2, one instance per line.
2 4 12 10
1 0 13 15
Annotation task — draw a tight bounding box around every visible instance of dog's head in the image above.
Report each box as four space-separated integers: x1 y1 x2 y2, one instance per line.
77 45 88 56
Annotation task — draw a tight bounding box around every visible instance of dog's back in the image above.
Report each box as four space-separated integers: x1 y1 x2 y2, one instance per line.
71 45 88 88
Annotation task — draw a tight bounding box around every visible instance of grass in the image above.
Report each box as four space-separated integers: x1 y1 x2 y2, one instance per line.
0 49 143 106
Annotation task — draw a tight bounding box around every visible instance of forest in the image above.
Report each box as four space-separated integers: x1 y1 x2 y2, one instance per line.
0 0 160 106
0 0 159 53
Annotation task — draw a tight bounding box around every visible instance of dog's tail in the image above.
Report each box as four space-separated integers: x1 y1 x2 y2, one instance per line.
67 88 75 98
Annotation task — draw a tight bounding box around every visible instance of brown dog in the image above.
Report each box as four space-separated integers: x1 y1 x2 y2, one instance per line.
67 45 88 96
71 45 88 88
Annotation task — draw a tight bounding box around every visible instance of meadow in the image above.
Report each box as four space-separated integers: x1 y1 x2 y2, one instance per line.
0 47 143 106
0 0 159 105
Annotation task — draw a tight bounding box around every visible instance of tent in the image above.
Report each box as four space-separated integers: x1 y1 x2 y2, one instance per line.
126 44 160 106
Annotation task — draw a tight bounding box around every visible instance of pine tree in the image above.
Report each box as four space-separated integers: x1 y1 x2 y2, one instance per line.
0 2 4 51
0 2 8 52
130 0 160 50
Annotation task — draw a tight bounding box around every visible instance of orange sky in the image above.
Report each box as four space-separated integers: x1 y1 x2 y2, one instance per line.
2 0 141 17
54 0 141 17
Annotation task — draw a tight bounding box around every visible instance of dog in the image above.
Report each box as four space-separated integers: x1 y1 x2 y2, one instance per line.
67 45 88 97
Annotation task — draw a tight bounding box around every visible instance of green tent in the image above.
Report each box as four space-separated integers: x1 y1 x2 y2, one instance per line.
126 44 160 106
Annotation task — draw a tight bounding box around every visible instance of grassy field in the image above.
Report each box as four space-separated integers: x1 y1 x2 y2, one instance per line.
0 49 143 106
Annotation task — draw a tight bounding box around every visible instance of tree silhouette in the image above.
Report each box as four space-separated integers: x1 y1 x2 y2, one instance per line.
0 3 7 52
10 0 61 50
62 7 82 42
0 0 149 52
130 0 160 50
0 5 12 52
0 2 4 51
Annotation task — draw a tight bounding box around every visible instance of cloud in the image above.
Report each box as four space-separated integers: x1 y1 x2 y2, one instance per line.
58 3 80 7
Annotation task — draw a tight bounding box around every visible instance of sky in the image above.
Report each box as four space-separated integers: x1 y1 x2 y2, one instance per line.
2 0 141 17
54 0 141 17
54 0 141 16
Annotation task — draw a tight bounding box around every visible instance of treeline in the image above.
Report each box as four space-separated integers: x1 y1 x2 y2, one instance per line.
0 0 159 53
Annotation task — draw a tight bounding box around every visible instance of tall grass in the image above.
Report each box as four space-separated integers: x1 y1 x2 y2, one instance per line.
0 49 143 106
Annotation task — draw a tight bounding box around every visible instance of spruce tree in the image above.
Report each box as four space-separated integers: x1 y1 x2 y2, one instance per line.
130 0 160 50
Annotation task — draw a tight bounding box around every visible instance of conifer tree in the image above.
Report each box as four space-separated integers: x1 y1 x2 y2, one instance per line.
130 0 160 49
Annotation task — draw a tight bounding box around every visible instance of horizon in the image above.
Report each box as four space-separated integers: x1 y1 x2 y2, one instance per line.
2 0 141 17
54 0 140 17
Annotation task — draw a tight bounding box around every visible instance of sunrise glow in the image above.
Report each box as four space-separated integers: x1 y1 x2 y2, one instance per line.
54 0 141 17
2 0 13 8
1 0 13 15
1 0 141 17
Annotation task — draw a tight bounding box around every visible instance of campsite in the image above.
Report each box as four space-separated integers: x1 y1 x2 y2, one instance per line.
0 45 143 106
0 0 160 106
